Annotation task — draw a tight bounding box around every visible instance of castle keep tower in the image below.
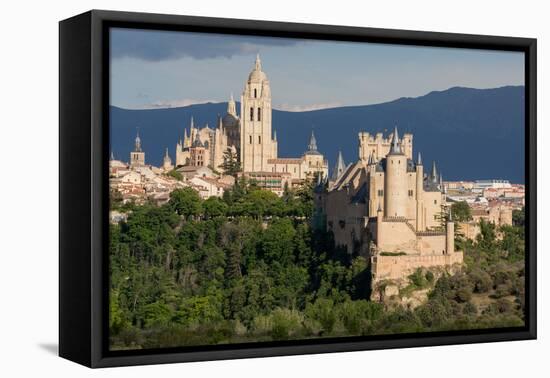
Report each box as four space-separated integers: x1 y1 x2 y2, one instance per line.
240 54 277 172
384 127 408 217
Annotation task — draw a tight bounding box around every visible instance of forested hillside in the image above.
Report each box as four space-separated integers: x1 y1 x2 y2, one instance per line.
109 182 525 350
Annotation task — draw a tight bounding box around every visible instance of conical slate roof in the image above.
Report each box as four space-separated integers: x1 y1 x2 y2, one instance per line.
305 130 321 155
331 151 346 181
388 126 403 155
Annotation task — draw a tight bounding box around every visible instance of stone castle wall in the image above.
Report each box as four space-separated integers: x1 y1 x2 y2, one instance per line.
371 251 463 282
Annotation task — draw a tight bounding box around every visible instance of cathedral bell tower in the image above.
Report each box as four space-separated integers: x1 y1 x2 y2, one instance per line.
240 54 277 172
130 129 145 167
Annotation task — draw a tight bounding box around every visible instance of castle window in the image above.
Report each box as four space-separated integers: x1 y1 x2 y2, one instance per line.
258 136 261 144
249 135 252 144
408 190 414 197
254 88 257 98
377 189 384 197
257 107 261 121
250 107 254 121
434 200 437 205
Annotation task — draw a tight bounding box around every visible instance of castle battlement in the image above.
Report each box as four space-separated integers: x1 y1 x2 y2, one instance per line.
358 130 413 162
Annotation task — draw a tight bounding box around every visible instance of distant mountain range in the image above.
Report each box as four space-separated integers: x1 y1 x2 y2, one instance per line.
110 85 525 183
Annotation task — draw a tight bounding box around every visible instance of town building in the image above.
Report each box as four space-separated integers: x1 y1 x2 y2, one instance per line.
473 179 512 193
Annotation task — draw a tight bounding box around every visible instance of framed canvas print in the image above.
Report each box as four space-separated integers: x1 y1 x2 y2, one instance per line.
59 10 536 368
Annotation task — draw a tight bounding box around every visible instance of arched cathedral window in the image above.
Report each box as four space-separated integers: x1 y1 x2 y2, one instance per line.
250 107 254 121
257 107 261 121
254 88 257 98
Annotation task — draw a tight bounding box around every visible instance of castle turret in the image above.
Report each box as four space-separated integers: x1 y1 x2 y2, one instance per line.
376 201 384 246
415 151 424 231
431 160 438 183
331 150 346 181
368 152 378 216
384 127 408 217
446 210 455 255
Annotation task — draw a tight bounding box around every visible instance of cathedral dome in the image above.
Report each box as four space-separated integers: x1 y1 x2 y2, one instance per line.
248 69 268 83
222 113 239 129
247 54 268 83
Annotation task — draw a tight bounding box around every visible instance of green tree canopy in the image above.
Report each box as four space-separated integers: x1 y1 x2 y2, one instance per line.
169 188 202 218
451 201 472 222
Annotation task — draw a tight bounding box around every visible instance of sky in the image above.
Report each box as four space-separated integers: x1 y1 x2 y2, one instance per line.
110 28 524 110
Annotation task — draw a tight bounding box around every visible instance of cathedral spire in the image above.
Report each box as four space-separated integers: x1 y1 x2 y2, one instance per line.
308 130 318 152
227 92 237 116
134 128 142 152
273 129 277 141
255 53 262 71
110 151 115 161
417 152 423 165
389 126 402 155
217 113 223 130
190 116 194 130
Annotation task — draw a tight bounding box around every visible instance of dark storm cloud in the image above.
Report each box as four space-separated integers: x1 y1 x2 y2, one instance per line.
111 28 300 61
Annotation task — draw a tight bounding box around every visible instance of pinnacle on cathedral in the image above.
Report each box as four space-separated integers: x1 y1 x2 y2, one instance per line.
227 93 237 116
331 150 346 181
417 152 423 165
305 130 321 155
134 128 142 152
308 130 318 151
192 131 203 148
255 53 261 70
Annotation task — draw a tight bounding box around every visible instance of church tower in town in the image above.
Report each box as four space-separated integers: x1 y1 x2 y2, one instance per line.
130 129 145 167
240 54 277 172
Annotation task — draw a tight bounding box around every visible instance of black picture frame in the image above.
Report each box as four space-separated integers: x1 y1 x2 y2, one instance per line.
59 9 537 368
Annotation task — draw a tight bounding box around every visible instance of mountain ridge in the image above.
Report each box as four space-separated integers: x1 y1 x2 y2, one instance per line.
110 85 525 183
